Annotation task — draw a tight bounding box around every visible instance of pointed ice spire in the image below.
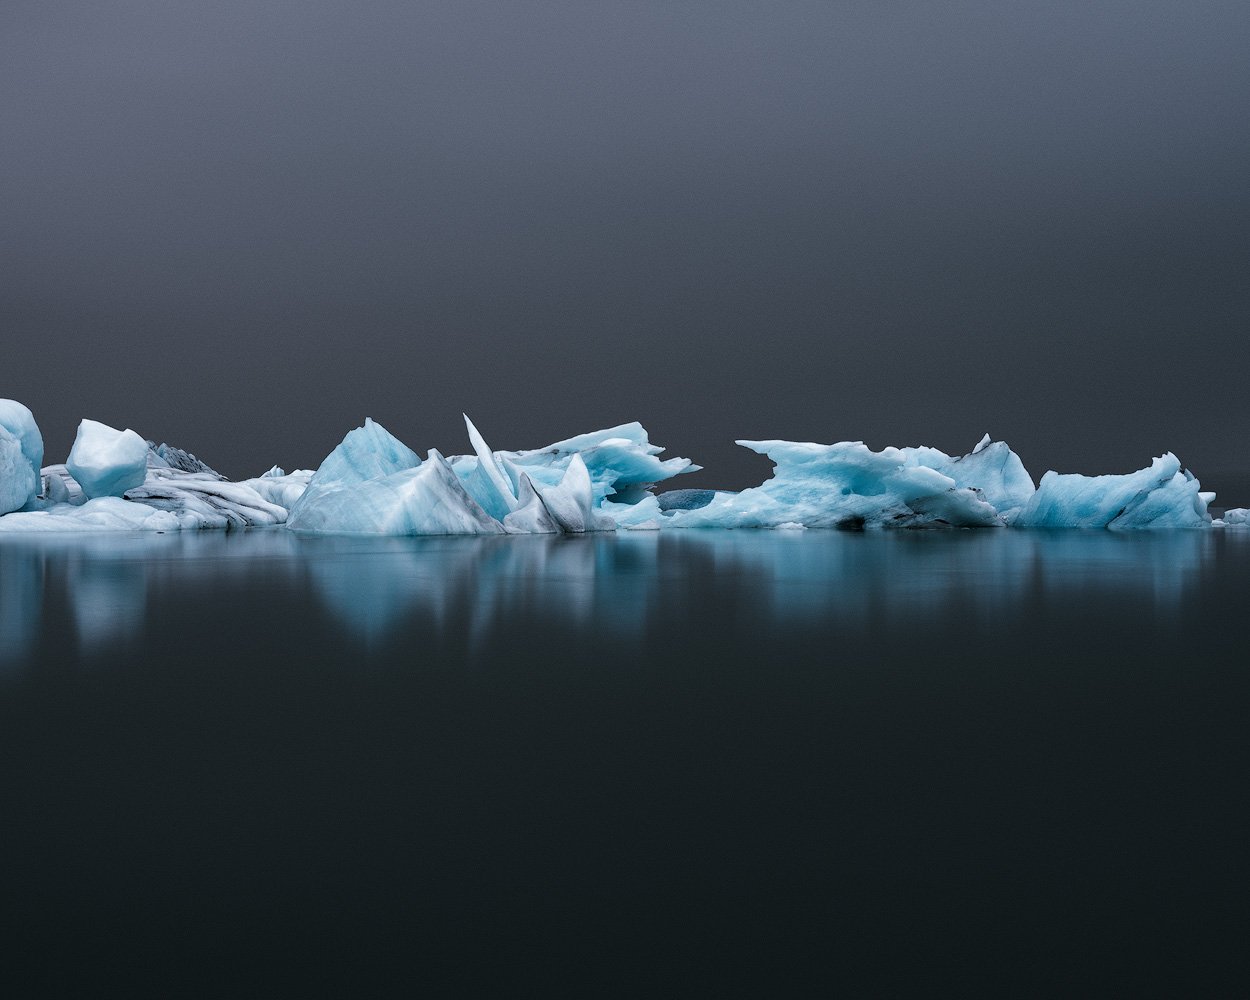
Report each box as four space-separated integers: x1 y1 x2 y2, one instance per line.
463 414 519 514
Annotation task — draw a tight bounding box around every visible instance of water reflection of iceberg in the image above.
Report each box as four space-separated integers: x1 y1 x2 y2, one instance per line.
305 529 1215 646
0 529 1220 674
303 534 663 646
0 544 44 673
67 555 147 652
660 529 1214 625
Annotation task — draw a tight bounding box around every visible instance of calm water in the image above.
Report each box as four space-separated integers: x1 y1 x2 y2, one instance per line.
2 528 1248 993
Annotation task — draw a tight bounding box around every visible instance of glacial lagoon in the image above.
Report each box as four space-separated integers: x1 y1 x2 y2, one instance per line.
2 527 1248 991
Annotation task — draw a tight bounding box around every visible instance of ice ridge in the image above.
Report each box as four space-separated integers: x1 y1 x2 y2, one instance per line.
0 398 1228 535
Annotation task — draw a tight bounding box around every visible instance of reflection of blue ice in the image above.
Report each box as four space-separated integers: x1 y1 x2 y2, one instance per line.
306 529 1214 644
660 529 1213 624
0 545 43 673
0 528 1222 674
68 557 147 653
303 535 658 646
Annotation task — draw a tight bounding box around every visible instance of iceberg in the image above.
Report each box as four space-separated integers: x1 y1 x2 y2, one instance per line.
286 417 421 522
904 433 1036 518
286 417 619 536
125 468 289 529
284 416 662 535
0 397 1228 535
1010 454 1212 529
0 496 180 533
288 449 504 535
0 427 37 516
0 400 43 515
1216 508 1248 527
449 419 699 507
662 438 1009 530
244 468 315 510
66 419 149 499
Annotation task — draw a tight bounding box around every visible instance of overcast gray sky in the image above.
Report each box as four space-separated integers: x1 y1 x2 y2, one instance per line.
3 1 1248 498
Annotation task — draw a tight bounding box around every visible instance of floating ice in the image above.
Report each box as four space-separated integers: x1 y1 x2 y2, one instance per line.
662 438 1009 530
286 417 619 535
904 433 1036 518
125 468 289 529
244 469 314 510
0 400 43 515
0 398 1231 534
66 419 150 499
40 465 87 506
450 420 699 507
0 429 36 516
286 417 421 523
0 496 179 533
1219 508 1248 527
1011 454 1212 529
288 449 504 535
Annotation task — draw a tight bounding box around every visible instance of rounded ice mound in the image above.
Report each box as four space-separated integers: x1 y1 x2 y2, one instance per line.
0 428 37 514
0 400 44 475
0 399 44 514
66 419 150 499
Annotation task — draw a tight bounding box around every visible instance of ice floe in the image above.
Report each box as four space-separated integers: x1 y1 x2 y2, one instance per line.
0 398 1233 534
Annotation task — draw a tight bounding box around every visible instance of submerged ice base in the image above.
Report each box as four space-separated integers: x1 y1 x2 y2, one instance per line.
0 398 1229 536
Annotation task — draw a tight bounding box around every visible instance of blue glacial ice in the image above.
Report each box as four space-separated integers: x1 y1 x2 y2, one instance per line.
659 438 1014 529
66 419 150 499
0 400 44 515
1010 453 1214 529
1219 508 1249 527
284 416 621 535
0 398 1228 534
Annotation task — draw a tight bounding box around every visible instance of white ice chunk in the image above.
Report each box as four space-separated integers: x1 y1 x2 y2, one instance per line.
1011 453 1212 529
459 421 699 507
66 419 149 499
243 469 314 510
501 473 561 534
904 435 1036 517
40 465 87 507
461 414 522 521
0 428 37 515
1221 508 1249 526
287 418 421 521
126 468 291 529
0 497 180 533
287 449 504 535
604 493 667 530
310 418 421 486
0 399 44 480
0 400 44 514
525 453 615 533
667 439 1004 529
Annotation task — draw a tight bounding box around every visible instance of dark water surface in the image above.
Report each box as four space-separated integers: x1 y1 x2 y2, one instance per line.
2 528 1248 993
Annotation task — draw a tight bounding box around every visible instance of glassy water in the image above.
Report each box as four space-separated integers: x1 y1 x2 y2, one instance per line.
1 528 1248 992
